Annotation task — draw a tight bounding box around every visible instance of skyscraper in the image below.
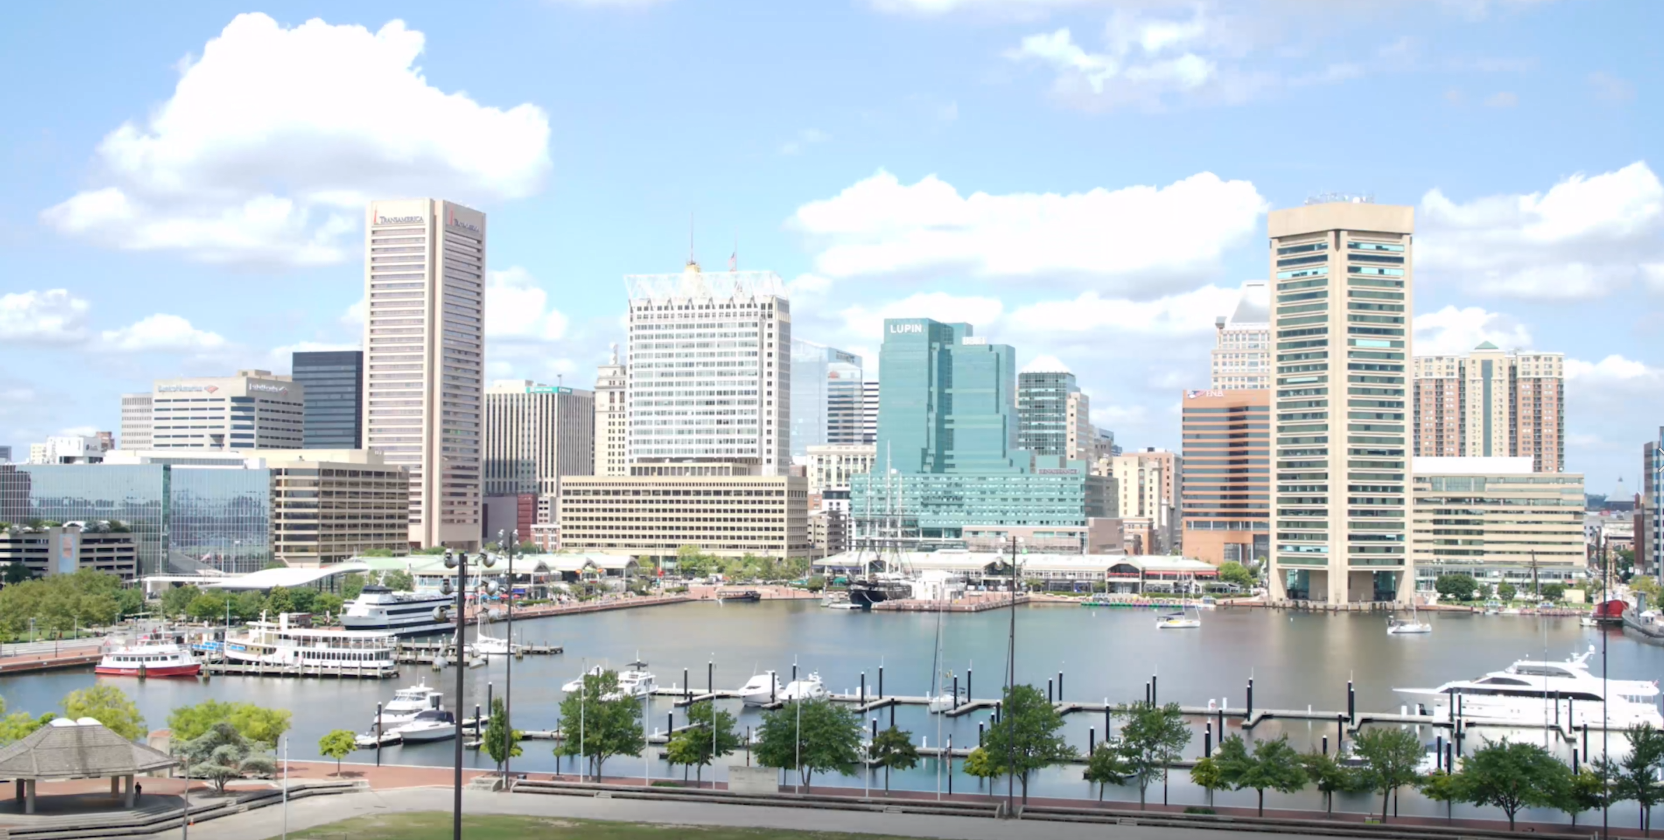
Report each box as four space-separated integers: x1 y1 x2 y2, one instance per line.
1267 200 1414 605
594 344 629 477
149 370 303 450
1411 344 1564 472
861 380 880 445
790 339 863 457
1017 360 1081 460
483 380 595 498
293 350 364 449
625 262 790 475
1181 389 1270 565
363 199 486 549
1211 281 1270 390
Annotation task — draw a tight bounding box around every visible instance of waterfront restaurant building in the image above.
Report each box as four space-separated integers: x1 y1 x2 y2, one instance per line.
1409 456 1587 594
813 551 1215 595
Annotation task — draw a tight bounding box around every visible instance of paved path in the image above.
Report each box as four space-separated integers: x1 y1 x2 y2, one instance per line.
190 787 1282 840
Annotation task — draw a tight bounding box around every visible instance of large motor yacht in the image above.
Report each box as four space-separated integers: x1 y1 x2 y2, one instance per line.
340 585 454 637
1396 646 1662 728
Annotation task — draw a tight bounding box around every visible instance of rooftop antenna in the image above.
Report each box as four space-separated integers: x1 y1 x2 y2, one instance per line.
686 212 696 269
729 233 738 272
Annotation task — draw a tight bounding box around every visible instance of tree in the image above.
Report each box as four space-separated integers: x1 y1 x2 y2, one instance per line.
805 575 827 593
979 684 1077 803
1561 767 1609 828
61 685 145 741
1541 582 1566 602
554 671 644 782
754 698 862 789
186 591 227 623
340 573 367 600
287 588 318 614
1218 561 1254 589
160 584 199 618
1496 581 1517 602
1434 573 1478 602
1114 702 1191 809
482 697 523 774
167 700 292 748
963 747 999 786
1460 739 1569 830
1083 744 1132 802
180 722 277 793
361 548 396 558
116 588 144 618
1301 750 1362 814
1189 756 1226 808
0 697 52 746
264 586 295 616
868 726 919 794
1351 727 1425 822
1217 733 1306 816
318 730 355 776
315 593 344 617
664 699 742 787
1601 722 1664 834
1418 769 1463 823
381 570 415 591
233 590 265 621
1634 576 1663 605
2 561 32 585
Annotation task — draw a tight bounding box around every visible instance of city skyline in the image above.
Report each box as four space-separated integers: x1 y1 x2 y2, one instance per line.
1 3 1660 493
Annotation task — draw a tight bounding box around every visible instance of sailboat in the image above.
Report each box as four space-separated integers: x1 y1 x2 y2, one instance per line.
926 590 957 713
1156 576 1202 629
1387 598 1432 635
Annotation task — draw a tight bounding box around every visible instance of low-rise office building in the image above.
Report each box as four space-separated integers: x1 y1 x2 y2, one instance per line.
558 474 812 559
1410 457 1586 590
0 523 139 581
253 449 409 567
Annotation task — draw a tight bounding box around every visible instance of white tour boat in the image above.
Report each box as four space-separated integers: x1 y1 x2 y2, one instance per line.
780 671 830 701
738 671 783 706
1396 646 1663 728
388 709 457 743
340 585 454 637
224 614 397 669
95 643 201 678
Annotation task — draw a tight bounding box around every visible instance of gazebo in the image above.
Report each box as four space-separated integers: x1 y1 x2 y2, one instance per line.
0 718 177 813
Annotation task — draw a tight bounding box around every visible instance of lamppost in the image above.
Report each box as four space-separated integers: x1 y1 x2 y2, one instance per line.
991 536 1023 818
497 528 518 787
438 548 496 840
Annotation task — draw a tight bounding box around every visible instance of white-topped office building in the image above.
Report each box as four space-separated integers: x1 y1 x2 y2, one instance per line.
363 198 487 550
148 370 304 451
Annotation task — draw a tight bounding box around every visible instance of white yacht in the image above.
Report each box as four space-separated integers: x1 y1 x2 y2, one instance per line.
375 681 444 727
340 585 454 637
388 709 457 743
225 614 397 669
611 658 657 700
473 613 516 657
561 664 606 694
738 672 783 706
780 671 829 702
1396 646 1663 728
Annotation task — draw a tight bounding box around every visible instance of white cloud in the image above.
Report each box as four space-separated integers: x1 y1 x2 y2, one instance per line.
267 341 360 372
1418 161 1664 299
779 128 831 156
1412 305 1532 355
1482 91 1518 108
1020 354 1072 373
873 0 1099 13
343 297 368 328
486 267 569 341
0 289 91 344
1004 285 1239 336
789 169 1264 293
1005 20 1218 109
98 314 228 352
1588 71 1636 103
1566 355 1659 383
41 13 551 266
837 292 1005 339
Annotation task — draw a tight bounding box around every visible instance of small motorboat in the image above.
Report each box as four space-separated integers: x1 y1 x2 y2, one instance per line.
927 689 958 713
738 671 783 706
607 657 657 700
389 709 457 743
374 681 444 727
780 671 829 701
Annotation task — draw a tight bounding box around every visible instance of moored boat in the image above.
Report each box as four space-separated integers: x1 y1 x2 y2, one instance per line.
1395 646 1662 728
341 585 454 637
95 643 200 678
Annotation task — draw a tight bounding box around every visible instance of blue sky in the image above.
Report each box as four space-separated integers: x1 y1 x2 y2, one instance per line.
1 0 1660 492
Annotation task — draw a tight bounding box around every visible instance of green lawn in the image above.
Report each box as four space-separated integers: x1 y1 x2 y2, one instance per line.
289 813 913 840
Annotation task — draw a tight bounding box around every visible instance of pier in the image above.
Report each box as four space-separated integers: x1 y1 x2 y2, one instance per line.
394 640 563 664
204 661 400 679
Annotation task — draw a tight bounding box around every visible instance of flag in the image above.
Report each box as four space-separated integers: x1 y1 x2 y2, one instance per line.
728 250 737 271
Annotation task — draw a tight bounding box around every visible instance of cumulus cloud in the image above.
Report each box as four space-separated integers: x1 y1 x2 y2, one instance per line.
838 292 1005 338
41 13 551 266
98 314 228 352
1566 354 1659 383
1004 285 1238 336
1418 161 1664 299
1412 305 1533 355
486 267 570 341
0 290 91 344
789 169 1264 293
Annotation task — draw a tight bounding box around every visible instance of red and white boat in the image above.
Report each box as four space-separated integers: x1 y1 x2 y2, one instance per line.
95 643 201 678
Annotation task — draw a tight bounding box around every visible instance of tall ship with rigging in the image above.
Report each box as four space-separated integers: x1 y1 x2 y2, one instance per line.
340 584 454 637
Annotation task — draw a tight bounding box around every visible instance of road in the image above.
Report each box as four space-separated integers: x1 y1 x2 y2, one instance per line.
183 787 1304 840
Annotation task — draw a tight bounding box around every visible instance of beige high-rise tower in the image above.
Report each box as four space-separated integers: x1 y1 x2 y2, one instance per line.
594 344 629 477
1267 200 1414 605
1411 345 1564 472
363 199 486 549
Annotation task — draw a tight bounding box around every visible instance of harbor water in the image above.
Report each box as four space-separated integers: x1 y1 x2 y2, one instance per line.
2 600 1657 826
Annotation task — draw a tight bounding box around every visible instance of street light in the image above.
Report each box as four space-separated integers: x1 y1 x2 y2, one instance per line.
497 528 518 788
436 547 496 840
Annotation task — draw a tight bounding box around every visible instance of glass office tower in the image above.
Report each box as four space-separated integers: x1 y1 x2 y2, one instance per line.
293 350 364 449
0 463 271 575
790 340 864 457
